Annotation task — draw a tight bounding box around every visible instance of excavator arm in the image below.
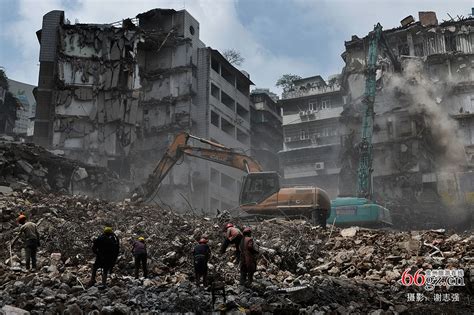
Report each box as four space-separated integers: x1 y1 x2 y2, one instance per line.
132 132 263 202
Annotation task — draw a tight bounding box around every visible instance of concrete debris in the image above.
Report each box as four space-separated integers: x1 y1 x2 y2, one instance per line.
0 186 13 196
0 188 472 313
400 15 415 27
0 139 131 200
419 11 438 27
340 226 359 237
1 305 30 315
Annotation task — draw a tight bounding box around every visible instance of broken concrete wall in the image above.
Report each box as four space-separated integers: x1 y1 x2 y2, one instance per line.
36 9 252 214
47 22 142 174
339 16 473 220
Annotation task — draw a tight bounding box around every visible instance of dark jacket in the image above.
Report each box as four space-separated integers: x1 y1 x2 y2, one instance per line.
240 236 259 272
17 222 40 247
92 233 120 268
132 240 147 256
193 243 211 274
193 244 211 262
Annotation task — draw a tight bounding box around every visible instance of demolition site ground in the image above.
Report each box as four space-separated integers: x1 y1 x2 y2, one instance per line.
0 140 472 314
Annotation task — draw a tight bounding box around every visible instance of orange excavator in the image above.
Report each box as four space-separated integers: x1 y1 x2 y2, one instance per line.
132 132 331 225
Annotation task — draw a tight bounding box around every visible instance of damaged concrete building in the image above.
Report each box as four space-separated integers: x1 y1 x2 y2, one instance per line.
0 72 20 136
278 75 345 198
339 11 474 222
9 79 36 137
34 9 254 213
249 89 282 172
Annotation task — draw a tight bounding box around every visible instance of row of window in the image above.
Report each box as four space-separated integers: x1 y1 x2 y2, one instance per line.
284 127 338 141
397 33 471 57
210 167 242 192
308 99 331 111
282 98 337 116
210 110 250 145
251 96 280 115
211 83 250 121
211 56 249 96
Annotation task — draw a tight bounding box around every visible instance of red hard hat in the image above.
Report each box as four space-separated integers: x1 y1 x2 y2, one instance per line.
225 223 234 229
198 238 208 244
17 214 26 223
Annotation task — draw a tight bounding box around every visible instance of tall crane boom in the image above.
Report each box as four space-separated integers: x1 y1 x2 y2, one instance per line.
357 23 383 199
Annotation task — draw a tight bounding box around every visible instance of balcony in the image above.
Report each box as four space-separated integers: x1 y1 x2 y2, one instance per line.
283 107 343 125
282 84 341 100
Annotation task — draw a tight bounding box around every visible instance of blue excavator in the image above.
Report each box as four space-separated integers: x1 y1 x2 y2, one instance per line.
328 24 394 227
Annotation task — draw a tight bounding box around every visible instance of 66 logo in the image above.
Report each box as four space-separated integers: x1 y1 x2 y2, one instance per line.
400 268 426 286
400 267 465 291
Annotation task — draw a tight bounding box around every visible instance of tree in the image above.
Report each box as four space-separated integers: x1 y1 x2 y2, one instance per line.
222 49 244 66
275 74 302 93
0 68 9 90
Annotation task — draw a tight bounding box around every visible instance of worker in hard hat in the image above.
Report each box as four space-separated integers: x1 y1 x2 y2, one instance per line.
220 223 243 263
239 227 259 286
131 236 148 279
88 226 120 288
11 213 41 271
193 237 211 286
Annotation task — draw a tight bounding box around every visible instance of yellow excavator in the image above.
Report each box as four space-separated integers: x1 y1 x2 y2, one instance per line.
131 132 331 225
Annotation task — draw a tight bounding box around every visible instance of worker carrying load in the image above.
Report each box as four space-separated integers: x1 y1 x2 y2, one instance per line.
132 236 148 279
88 226 120 288
193 237 211 286
220 223 243 263
11 213 41 271
239 227 259 286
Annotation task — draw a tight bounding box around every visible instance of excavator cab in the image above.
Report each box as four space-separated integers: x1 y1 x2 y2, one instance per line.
240 172 280 205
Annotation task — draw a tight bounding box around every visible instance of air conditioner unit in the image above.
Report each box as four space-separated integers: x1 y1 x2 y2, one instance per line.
315 162 325 170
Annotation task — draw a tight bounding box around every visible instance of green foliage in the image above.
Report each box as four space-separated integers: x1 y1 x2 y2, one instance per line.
0 68 9 89
275 74 302 92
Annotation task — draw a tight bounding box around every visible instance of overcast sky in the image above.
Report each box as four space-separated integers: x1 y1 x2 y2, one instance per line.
0 0 472 95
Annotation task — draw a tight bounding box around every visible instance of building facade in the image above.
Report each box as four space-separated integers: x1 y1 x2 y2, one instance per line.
339 11 473 224
0 72 19 135
34 9 253 214
9 79 36 137
278 75 345 198
249 89 282 172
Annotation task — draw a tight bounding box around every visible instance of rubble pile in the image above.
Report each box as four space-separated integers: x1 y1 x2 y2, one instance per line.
0 190 472 314
0 140 130 200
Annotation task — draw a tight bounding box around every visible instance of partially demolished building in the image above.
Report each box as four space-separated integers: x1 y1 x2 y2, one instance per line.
0 72 19 135
249 89 282 172
34 9 254 213
339 12 474 217
9 79 36 137
278 75 345 198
